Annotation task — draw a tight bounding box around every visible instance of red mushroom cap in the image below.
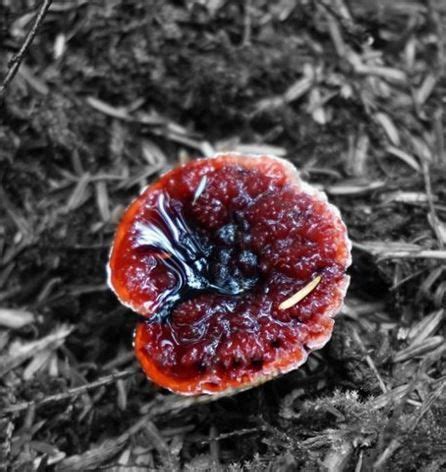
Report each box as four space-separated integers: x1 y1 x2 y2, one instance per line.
108 153 351 395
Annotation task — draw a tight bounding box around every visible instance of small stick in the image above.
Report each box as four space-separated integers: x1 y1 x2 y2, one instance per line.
0 0 53 98
313 0 370 47
242 0 252 47
209 425 221 472
0 368 136 415
422 161 444 249
279 275 322 310
351 327 387 393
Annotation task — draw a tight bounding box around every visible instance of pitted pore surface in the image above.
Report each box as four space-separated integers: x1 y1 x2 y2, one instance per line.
108 154 351 394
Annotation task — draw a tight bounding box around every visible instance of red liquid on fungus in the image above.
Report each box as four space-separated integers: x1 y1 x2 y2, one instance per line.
109 154 351 394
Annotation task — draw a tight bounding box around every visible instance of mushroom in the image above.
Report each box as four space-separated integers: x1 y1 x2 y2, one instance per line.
108 153 351 395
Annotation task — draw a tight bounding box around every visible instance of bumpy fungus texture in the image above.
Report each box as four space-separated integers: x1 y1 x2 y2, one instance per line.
108 153 351 395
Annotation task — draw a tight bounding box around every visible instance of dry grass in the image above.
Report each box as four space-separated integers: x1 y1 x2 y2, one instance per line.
1 0 446 470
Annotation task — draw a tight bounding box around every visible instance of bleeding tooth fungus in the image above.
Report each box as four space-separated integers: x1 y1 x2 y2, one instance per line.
108 153 351 395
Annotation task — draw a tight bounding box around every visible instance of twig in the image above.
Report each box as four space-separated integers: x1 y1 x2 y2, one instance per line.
0 325 73 377
380 250 446 260
141 390 226 416
408 377 446 432
0 0 53 98
241 0 252 47
209 425 221 472
144 420 178 471
351 327 387 393
0 368 137 415
353 241 446 260
202 426 266 443
427 0 445 75
313 0 371 47
373 438 401 471
422 161 445 249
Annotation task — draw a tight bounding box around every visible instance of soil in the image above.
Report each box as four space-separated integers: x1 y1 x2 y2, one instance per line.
1 1 446 471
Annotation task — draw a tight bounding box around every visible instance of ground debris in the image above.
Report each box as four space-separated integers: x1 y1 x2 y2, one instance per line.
1 0 446 470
